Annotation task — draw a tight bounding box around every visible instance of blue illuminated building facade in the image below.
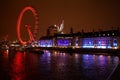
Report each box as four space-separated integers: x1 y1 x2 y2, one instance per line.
39 29 120 49
39 36 54 47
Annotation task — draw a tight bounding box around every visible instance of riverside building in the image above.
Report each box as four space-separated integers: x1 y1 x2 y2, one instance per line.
39 25 120 50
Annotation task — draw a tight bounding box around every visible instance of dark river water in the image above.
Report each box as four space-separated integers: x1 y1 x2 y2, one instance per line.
0 50 119 80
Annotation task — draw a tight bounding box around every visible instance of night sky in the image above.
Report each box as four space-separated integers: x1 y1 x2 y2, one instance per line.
0 0 120 41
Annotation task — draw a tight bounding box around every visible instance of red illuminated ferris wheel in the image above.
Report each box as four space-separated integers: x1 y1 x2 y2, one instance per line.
17 6 39 45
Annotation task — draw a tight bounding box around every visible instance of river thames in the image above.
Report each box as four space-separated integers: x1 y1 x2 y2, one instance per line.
0 50 119 80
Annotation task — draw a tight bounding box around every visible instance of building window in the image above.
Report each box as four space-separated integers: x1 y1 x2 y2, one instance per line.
113 39 118 47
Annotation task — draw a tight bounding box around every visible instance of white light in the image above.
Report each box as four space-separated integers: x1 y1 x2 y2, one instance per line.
103 34 105 36
112 47 118 49
112 33 114 35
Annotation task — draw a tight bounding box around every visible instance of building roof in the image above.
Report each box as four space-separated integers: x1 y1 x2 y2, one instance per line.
39 29 120 40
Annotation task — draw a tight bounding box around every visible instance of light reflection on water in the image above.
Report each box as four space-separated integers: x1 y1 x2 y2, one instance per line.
0 50 119 80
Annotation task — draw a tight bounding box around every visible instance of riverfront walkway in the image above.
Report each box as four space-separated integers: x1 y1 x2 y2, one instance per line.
36 47 120 55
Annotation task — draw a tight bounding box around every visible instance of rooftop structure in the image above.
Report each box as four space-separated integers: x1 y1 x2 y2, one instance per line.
46 20 64 36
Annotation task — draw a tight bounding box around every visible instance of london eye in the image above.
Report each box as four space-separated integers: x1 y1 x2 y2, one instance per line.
17 6 39 45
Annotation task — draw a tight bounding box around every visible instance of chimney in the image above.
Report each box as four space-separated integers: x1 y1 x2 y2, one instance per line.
70 27 73 34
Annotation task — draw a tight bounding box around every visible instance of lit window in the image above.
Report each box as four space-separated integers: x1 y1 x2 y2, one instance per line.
113 39 117 47
103 34 105 36
99 34 101 36
112 33 114 35
98 41 101 44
